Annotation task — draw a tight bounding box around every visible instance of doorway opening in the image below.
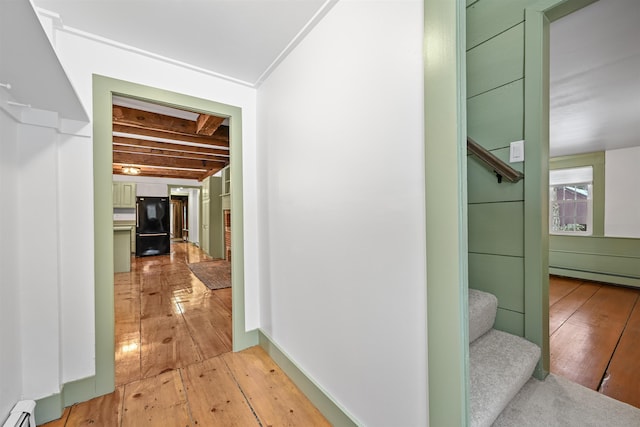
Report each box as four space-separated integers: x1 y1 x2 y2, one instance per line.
93 75 256 396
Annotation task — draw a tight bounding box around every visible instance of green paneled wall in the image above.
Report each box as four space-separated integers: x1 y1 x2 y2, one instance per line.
467 149 523 204
469 253 524 312
468 202 524 257
467 0 530 50
467 23 524 98
550 235 640 288
467 0 540 345
467 80 523 150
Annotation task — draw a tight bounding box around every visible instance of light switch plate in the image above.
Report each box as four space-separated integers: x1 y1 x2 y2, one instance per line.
510 140 524 162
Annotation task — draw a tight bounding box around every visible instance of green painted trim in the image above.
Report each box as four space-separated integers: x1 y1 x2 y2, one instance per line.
257 330 359 426
34 393 63 425
62 376 98 407
550 268 640 288
524 1 551 380
92 75 257 403
524 0 598 379
550 151 605 236
33 376 99 424
425 0 468 425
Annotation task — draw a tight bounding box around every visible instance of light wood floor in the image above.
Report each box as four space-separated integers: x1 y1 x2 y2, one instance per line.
42 242 329 426
550 275 640 408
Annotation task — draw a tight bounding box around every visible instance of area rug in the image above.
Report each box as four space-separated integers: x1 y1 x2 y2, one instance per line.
187 260 231 290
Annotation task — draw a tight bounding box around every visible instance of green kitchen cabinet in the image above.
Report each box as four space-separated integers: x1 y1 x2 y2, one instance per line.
113 182 136 208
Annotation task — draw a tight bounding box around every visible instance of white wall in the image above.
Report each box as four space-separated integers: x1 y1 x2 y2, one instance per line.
31 17 261 390
0 109 22 420
605 146 640 237
58 133 94 383
257 1 426 425
17 124 62 398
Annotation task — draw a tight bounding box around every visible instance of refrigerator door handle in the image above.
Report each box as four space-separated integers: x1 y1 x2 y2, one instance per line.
139 233 168 237
136 203 139 228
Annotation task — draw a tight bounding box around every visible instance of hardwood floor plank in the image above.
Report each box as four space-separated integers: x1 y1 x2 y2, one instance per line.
140 314 202 378
569 285 639 328
223 347 331 427
122 371 191 427
115 330 141 386
181 302 232 359
550 318 621 390
599 301 640 408
549 282 600 335
549 275 583 306
64 386 124 426
182 356 259 426
212 288 232 314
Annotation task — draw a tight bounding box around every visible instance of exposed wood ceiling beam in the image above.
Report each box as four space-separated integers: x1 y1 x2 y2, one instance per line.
113 105 229 139
196 114 225 136
112 136 229 156
113 151 227 170
113 143 227 162
113 123 229 148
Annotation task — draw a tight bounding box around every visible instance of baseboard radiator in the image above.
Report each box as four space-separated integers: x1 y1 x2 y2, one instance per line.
2 401 35 427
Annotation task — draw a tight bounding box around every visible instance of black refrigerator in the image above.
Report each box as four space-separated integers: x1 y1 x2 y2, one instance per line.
136 196 170 257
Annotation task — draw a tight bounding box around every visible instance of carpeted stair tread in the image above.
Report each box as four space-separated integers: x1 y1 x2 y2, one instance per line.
470 329 541 427
469 288 498 343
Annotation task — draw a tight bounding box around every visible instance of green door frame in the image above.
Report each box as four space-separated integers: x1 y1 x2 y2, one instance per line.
92 75 257 397
524 0 597 378
424 0 469 425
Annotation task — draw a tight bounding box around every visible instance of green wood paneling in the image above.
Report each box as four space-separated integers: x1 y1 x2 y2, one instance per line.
495 308 524 337
467 0 531 50
467 79 523 150
469 253 524 312
467 148 524 204
467 23 524 98
550 235 640 257
550 252 640 279
468 201 524 257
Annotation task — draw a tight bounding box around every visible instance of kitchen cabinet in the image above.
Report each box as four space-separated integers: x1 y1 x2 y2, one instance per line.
113 182 136 208
114 226 132 272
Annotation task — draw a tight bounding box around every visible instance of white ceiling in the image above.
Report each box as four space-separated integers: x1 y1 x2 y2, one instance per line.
550 0 640 157
31 0 336 87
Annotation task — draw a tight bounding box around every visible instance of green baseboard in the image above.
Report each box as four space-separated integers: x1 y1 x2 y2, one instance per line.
34 375 100 425
257 329 360 427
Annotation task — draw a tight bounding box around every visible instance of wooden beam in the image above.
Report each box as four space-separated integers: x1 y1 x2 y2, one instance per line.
113 123 229 148
113 105 196 134
113 151 227 170
196 114 225 136
113 144 228 162
112 136 229 157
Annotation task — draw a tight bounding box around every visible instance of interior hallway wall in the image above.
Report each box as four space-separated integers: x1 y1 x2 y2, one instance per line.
257 1 426 425
34 15 261 388
0 109 21 418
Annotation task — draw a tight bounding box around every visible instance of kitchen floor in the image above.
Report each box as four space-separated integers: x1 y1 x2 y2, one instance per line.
550 275 640 408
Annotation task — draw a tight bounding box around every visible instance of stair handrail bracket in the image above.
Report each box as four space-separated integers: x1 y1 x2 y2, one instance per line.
467 137 524 184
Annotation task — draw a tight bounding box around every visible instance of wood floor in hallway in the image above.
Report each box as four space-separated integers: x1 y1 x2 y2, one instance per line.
42 242 329 426
550 275 640 409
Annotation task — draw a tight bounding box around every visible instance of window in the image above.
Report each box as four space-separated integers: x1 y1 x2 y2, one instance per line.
550 166 593 235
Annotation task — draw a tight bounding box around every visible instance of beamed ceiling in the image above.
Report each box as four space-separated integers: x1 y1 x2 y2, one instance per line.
112 100 229 181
